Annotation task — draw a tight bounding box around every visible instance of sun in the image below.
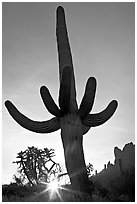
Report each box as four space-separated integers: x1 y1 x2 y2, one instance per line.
37 180 72 201
48 179 59 192
47 179 62 200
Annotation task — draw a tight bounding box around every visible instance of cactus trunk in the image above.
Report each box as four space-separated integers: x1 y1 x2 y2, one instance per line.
60 114 90 195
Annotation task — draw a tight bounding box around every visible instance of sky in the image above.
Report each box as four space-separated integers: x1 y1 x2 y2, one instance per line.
2 2 135 184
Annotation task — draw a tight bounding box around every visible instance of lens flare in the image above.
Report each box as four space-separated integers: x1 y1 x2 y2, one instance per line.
48 179 59 192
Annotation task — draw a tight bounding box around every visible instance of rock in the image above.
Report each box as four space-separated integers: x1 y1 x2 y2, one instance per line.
114 142 135 172
91 142 135 190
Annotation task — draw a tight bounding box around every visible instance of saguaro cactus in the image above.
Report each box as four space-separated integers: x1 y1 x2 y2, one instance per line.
5 6 118 196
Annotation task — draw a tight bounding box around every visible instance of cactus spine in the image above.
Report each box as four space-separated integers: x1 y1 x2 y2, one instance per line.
5 6 118 198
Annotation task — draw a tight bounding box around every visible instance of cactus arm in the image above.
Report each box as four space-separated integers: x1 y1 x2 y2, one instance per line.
82 125 91 135
59 66 72 115
5 100 60 133
79 77 96 119
82 100 118 127
40 86 61 117
56 6 78 112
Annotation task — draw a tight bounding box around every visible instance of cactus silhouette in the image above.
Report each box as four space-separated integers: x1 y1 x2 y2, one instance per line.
5 6 118 196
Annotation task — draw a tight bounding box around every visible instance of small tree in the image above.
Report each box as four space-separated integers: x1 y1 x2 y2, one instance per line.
13 146 60 185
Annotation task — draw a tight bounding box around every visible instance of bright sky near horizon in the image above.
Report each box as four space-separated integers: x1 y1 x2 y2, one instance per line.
2 2 135 184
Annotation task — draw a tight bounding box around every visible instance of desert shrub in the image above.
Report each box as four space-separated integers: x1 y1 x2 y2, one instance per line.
2 183 34 201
